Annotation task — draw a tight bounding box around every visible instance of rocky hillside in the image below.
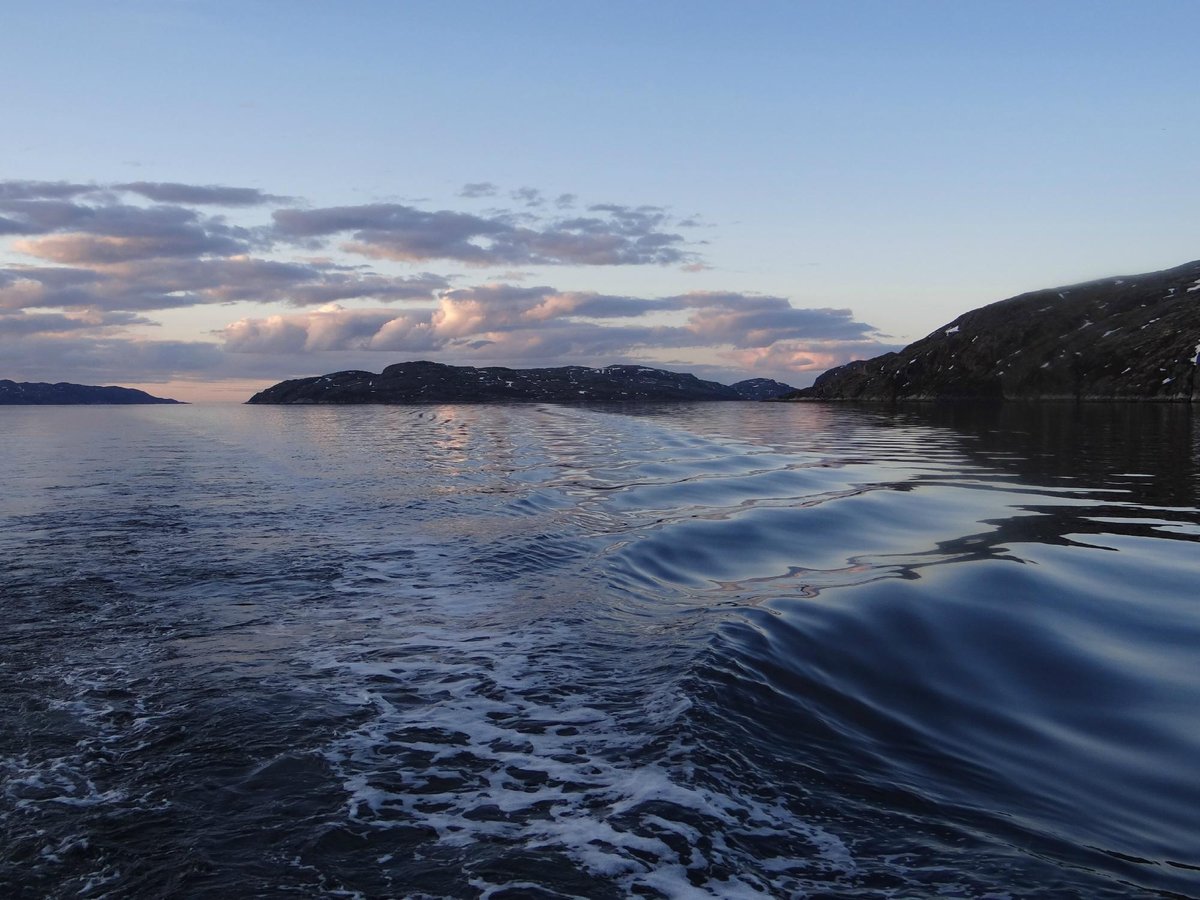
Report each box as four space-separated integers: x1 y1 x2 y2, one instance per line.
729 378 795 400
248 361 786 404
0 380 182 405
788 259 1200 402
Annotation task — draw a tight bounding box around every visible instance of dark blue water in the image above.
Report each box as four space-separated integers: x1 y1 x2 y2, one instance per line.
2 402 1197 898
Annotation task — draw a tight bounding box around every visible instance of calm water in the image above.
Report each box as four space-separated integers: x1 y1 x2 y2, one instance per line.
2 402 1198 899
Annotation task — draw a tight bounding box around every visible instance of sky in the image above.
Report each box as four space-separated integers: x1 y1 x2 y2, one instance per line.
2 0 1198 402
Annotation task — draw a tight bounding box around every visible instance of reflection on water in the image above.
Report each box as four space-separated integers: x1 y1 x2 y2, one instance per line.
1 402 1197 898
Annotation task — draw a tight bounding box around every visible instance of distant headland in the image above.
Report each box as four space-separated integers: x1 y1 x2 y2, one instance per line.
247 361 794 405
785 259 1200 402
0 381 184 405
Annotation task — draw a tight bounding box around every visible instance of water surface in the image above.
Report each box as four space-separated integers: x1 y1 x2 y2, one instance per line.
2 402 1198 898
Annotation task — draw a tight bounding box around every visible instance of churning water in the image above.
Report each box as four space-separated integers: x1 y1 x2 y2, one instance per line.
2 402 1198 898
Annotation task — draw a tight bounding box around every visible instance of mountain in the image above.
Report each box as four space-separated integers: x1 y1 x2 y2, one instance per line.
787 259 1200 402
0 380 183 405
729 378 796 400
247 361 776 404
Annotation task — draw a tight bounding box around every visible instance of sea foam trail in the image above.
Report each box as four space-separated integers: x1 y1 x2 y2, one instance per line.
312 616 853 898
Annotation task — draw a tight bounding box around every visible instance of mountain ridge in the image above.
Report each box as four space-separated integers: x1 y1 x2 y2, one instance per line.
786 259 1200 402
247 361 794 405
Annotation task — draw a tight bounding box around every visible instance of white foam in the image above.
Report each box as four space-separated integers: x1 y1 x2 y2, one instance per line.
310 609 852 897
471 878 589 899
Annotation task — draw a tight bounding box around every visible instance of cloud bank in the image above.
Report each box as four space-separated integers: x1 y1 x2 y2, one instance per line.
0 179 891 391
219 285 883 374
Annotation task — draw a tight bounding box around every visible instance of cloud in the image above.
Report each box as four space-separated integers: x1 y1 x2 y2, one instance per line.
114 181 285 206
0 258 449 312
0 180 96 201
274 204 510 264
517 290 874 342
273 269 449 307
15 231 250 264
272 202 694 267
0 199 96 235
218 315 310 354
1 178 890 388
1 199 257 262
724 338 901 379
511 187 544 207
0 309 154 338
685 304 876 348
1 182 699 328
0 334 226 383
97 257 446 308
525 291 667 320
222 305 439 354
217 282 890 384
0 266 106 311
459 182 498 198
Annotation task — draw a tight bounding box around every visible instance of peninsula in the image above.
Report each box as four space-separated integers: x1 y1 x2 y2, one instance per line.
247 361 793 404
0 381 183 405
787 259 1200 402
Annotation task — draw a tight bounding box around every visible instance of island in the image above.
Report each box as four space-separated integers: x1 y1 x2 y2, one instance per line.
727 377 797 401
0 380 184 405
247 361 794 404
786 259 1200 402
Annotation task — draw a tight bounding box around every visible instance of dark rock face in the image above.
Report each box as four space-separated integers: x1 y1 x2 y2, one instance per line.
0 380 183 405
247 361 749 404
729 378 796 401
788 259 1200 402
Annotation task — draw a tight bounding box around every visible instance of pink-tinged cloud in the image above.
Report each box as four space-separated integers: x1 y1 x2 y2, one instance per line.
217 284 890 382
15 232 249 264
724 339 902 380
221 306 441 354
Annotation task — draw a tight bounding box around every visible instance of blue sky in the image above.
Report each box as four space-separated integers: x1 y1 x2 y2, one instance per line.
3 0 1197 401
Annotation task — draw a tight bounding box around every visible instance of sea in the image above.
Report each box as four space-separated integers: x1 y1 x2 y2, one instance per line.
2 401 1198 899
